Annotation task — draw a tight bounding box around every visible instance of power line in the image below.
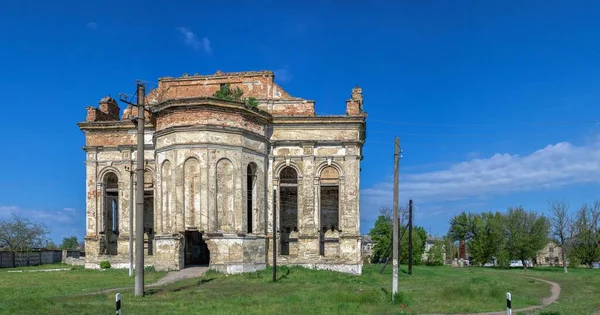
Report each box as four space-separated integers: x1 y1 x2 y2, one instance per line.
367 118 600 127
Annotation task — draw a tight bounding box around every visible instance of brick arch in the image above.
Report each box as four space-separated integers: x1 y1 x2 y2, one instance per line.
274 161 303 181
315 161 344 179
97 166 122 185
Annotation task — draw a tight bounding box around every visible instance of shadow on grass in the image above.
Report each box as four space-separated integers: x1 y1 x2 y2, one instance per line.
276 267 291 281
145 278 216 296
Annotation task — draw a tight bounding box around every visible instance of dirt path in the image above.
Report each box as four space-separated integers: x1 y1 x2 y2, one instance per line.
148 266 208 287
425 276 561 315
78 266 209 296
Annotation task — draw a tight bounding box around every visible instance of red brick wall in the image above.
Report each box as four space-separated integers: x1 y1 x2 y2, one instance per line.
156 108 265 134
86 130 136 147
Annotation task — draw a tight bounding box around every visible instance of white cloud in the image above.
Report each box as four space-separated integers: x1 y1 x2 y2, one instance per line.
362 137 600 214
87 22 98 30
0 206 79 224
275 66 292 83
177 27 211 53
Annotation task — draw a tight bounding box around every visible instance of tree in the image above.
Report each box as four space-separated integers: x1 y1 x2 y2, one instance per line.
442 234 458 261
426 240 445 266
60 236 79 250
548 200 571 273
369 205 427 272
400 226 427 265
448 212 475 259
468 212 504 266
569 202 600 268
45 240 59 250
503 206 550 270
369 214 392 263
0 214 49 265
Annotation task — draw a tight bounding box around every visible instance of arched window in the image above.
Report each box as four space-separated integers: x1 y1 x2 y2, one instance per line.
103 172 119 255
279 166 298 255
319 166 339 255
247 163 257 234
144 168 155 255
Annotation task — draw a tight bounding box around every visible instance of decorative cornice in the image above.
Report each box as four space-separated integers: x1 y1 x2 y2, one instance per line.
83 144 155 152
77 121 154 131
154 143 267 157
271 139 365 146
153 124 268 144
151 97 272 123
272 115 366 125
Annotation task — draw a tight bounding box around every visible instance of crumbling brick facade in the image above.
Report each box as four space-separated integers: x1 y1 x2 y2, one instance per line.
78 70 367 274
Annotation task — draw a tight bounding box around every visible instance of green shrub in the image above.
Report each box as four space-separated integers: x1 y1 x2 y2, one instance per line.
214 84 244 102
144 265 156 272
100 261 111 269
247 97 259 108
392 291 411 306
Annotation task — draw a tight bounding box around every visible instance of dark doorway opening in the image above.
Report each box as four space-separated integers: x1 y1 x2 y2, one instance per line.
144 190 154 255
247 164 256 234
184 231 210 266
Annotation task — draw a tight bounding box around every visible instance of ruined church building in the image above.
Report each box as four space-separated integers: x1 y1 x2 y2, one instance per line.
78 70 367 274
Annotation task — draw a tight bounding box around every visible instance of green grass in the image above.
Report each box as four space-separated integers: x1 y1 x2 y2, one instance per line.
0 264 165 314
1 263 598 314
501 267 600 315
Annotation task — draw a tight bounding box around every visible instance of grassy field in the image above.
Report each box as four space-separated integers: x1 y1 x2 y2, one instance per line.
0 263 598 314
0 264 165 314
506 267 600 315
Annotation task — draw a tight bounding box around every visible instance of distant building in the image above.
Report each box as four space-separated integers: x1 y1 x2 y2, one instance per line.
421 237 446 263
535 241 565 267
361 235 374 263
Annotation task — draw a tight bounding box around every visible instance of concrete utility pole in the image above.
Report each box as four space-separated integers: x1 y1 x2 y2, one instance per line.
134 82 145 297
272 188 277 282
408 199 413 275
128 169 134 277
392 137 400 299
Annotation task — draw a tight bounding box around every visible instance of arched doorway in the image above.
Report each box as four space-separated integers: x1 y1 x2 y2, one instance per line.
103 172 119 255
247 163 257 234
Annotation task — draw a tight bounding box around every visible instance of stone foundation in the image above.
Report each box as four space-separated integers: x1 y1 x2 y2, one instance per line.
285 263 362 275
154 234 184 271
205 233 267 274
211 263 267 274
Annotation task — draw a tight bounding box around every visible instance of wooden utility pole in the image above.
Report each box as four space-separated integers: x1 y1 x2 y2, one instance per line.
392 137 400 299
408 199 413 275
134 82 145 297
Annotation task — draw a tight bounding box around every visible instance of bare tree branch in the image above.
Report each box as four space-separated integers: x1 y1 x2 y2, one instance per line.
548 199 570 273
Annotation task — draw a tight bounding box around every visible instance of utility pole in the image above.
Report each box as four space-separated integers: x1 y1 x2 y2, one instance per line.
134 82 145 296
124 167 134 277
408 199 413 275
272 188 277 282
392 137 400 300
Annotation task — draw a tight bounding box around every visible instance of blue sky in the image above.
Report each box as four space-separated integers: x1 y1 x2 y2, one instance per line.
1 1 600 243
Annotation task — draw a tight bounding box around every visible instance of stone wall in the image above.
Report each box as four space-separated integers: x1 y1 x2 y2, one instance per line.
206 234 267 274
0 250 63 268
